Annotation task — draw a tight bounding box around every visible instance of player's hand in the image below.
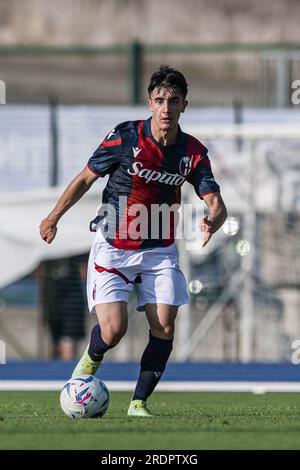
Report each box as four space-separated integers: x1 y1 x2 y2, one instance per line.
201 216 213 247
39 218 57 244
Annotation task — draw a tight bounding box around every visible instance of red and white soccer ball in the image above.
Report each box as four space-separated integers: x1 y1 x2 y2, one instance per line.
60 375 109 419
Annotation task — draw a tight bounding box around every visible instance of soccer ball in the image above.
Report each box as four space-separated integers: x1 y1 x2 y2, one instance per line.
60 375 109 419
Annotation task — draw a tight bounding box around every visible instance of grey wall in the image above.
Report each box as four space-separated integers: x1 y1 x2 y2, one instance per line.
0 0 300 46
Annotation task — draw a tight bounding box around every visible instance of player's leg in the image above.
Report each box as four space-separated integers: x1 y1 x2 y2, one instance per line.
128 259 188 417
72 235 133 378
71 301 128 377
128 303 177 417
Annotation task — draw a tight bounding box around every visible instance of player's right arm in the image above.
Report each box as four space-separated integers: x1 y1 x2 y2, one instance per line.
39 166 98 244
40 125 123 244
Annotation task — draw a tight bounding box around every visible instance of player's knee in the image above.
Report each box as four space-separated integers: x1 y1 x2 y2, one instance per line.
102 325 127 347
151 324 174 340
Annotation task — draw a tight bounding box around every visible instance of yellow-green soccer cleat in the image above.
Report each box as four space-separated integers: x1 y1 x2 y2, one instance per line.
71 345 102 378
127 400 153 417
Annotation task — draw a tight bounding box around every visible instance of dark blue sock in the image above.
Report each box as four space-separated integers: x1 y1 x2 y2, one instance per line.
133 331 173 401
88 324 111 362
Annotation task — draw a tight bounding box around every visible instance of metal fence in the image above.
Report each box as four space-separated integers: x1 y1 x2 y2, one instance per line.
1 110 300 362
1 43 300 106
1 42 300 362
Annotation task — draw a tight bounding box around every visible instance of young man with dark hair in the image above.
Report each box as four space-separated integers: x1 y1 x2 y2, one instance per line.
40 65 227 417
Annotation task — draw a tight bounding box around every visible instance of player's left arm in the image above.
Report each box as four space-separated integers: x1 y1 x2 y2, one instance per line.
201 192 227 247
185 144 227 247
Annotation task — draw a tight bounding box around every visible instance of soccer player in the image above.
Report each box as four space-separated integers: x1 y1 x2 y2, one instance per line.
40 65 227 417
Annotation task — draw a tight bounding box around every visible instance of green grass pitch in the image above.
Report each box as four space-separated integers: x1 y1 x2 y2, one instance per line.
0 391 300 450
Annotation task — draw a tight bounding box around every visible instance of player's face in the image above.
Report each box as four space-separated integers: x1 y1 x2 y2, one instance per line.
148 88 187 131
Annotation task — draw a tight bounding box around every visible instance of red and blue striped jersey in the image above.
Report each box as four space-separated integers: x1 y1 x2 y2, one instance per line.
87 118 220 250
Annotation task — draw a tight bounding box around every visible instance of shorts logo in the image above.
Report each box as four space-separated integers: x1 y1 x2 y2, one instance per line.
92 284 96 300
179 157 192 176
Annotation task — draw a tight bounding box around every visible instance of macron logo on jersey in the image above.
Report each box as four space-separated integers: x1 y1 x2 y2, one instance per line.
133 147 142 158
127 161 185 186
106 129 116 140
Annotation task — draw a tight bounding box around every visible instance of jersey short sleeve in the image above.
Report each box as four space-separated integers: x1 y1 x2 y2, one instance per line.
87 127 122 177
187 151 220 199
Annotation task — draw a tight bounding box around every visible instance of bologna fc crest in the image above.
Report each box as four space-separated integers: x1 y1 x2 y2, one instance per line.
179 156 192 176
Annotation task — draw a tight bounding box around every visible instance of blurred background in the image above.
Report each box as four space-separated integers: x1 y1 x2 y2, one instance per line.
0 0 300 375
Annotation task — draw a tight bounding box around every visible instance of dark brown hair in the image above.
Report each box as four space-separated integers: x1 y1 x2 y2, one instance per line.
148 65 188 99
